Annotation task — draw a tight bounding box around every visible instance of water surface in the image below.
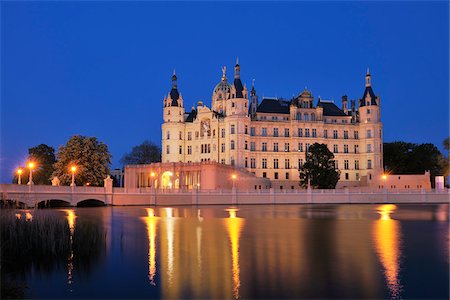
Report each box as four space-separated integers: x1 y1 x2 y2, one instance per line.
5 204 449 299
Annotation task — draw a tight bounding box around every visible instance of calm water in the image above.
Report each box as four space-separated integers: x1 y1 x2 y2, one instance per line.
6 204 450 299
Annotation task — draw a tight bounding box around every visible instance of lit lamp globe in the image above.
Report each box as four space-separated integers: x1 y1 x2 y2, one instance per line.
70 165 77 187
17 168 23 185
27 162 35 185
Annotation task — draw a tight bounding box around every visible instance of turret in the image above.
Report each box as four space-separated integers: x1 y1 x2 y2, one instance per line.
342 95 348 114
163 70 184 123
249 79 258 120
358 68 380 123
232 57 246 99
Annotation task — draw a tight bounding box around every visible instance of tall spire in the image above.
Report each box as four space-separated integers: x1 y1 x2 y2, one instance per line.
365 67 371 87
172 69 177 89
234 57 240 79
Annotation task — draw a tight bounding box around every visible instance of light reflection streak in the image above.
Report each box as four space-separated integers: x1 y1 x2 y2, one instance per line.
373 204 402 299
61 209 76 290
25 211 33 221
225 208 245 299
165 207 175 287
143 208 158 285
196 209 203 272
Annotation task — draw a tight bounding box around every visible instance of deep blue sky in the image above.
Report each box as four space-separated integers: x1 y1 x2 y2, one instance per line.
1 1 449 183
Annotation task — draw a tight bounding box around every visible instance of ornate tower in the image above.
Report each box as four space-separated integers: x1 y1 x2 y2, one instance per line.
357 68 383 184
162 71 185 163
227 58 249 116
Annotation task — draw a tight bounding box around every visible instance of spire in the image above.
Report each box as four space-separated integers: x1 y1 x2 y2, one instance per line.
172 69 177 89
169 71 180 106
234 58 240 79
365 67 371 87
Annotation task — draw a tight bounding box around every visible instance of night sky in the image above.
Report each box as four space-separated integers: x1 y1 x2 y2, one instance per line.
1 1 448 183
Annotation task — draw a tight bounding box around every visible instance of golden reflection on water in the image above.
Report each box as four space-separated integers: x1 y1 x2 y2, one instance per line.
165 207 175 287
373 204 402 299
143 208 158 285
61 209 76 290
25 211 33 221
224 208 245 299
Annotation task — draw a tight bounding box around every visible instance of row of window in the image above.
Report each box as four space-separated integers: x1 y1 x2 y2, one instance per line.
166 127 380 140
167 142 377 155
258 171 362 181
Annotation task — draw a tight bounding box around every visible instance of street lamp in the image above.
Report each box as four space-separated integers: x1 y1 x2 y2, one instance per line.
70 165 77 187
27 162 35 185
231 174 237 189
150 172 155 188
17 168 23 185
382 173 388 189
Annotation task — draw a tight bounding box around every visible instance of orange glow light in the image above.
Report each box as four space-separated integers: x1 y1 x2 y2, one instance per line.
231 174 237 180
28 162 35 169
70 166 77 172
17 168 23 174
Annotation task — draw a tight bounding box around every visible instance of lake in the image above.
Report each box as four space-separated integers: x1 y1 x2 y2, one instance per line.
3 204 449 299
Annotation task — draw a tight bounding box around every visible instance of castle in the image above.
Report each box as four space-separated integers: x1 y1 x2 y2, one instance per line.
159 61 383 189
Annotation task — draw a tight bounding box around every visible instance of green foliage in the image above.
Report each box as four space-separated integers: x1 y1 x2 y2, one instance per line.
299 143 340 189
120 140 161 165
383 141 449 185
12 144 56 185
52 135 111 186
444 137 450 151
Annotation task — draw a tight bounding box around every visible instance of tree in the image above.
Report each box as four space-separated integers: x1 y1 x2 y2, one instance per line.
12 144 56 185
120 140 161 165
444 137 450 152
299 143 340 189
383 141 448 187
52 135 111 186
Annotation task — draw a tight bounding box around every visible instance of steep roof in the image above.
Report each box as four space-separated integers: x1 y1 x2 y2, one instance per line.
170 88 179 106
233 78 244 98
359 86 377 106
256 98 290 114
317 100 348 116
185 109 197 122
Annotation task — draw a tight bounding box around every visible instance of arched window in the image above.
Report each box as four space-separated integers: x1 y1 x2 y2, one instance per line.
296 112 301 120
304 113 309 121
311 113 316 121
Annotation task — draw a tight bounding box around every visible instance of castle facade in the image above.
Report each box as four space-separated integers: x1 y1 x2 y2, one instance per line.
161 62 383 189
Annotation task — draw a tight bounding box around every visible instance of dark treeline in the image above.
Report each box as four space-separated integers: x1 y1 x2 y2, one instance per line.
383 141 449 186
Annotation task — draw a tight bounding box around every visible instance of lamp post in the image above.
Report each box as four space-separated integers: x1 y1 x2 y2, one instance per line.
27 162 35 185
70 165 77 187
17 168 23 185
150 172 155 189
382 173 388 202
231 174 237 205
231 174 237 189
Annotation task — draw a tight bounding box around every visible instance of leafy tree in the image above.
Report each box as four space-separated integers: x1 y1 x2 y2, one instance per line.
12 144 56 185
383 141 448 186
52 135 111 186
444 137 450 151
120 140 161 165
299 143 340 189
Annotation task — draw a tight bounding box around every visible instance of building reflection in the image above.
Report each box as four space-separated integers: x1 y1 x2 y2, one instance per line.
373 204 402 299
224 208 245 299
143 208 158 285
